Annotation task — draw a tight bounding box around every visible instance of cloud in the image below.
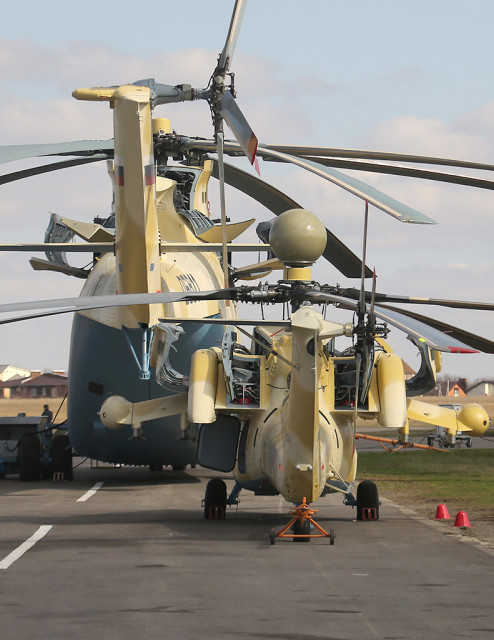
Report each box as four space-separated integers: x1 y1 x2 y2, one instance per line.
454 100 494 137
0 38 217 90
0 96 112 143
361 114 488 159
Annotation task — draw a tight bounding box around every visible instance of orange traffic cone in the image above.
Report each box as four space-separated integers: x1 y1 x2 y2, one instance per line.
454 511 471 528
435 504 450 520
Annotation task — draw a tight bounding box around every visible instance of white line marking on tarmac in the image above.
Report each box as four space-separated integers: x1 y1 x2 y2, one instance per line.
77 481 104 502
0 525 53 570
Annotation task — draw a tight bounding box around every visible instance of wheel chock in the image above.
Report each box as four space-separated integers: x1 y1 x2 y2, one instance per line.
361 507 378 521
208 506 226 520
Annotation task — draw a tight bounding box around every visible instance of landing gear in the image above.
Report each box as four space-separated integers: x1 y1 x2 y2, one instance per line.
356 480 379 521
204 478 227 519
18 434 41 481
51 435 73 481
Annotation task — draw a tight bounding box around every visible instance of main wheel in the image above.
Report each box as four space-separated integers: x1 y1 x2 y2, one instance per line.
293 518 310 542
51 435 73 480
18 434 41 481
356 480 379 521
204 479 227 519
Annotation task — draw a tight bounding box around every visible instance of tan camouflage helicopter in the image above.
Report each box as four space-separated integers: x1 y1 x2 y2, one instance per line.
0 0 492 540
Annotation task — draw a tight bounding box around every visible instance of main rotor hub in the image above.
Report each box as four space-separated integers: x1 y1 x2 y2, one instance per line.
269 209 327 267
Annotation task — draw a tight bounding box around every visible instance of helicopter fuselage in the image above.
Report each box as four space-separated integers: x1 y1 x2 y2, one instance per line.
67 83 235 467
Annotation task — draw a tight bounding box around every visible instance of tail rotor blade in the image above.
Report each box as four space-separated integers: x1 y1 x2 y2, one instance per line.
217 0 248 73
219 91 259 173
211 2 259 174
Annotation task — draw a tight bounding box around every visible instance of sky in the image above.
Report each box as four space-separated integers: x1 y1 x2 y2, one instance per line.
0 0 493 383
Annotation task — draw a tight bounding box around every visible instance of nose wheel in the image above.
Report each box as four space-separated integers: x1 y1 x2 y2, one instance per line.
270 498 335 544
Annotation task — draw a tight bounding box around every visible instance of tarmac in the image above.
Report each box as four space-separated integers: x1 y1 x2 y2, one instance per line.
0 462 493 640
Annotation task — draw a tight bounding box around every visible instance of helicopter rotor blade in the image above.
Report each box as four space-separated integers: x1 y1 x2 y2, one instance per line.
210 1 258 172
336 288 494 311
358 200 369 325
299 156 494 192
209 158 371 277
181 139 435 224
356 201 374 404
260 145 494 173
0 140 114 165
376 304 494 354
0 289 236 323
256 147 436 224
208 0 258 287
0 156 110 186
0 306 290 328
299 289 492 353
218 90 259 172
2 284 492 353
217 0 248 73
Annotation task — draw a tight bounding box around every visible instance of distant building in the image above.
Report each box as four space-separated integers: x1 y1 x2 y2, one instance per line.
0 371 67 399
428 378 468 397
402 360 415 380
0 364 31 382
467 380 494 396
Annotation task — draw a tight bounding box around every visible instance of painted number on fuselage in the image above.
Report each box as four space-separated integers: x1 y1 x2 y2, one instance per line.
177 273 200 304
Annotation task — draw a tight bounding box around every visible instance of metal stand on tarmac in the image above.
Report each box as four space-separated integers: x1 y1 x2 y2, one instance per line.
270 498 335 545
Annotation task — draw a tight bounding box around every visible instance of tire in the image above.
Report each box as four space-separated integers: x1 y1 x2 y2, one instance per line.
356 480 379 521
18 434 41 481
204 479 227 519
293 518 310 542
51 435 73 481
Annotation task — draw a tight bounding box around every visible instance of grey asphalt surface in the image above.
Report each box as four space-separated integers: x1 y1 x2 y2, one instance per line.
1 462 493 640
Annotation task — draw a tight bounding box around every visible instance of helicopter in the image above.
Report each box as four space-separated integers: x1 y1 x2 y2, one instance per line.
0 0 493 537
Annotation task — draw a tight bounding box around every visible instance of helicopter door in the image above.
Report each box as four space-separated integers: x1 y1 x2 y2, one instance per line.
197 415 241 472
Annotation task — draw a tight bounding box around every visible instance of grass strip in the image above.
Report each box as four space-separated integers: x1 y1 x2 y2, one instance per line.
357 449 494 512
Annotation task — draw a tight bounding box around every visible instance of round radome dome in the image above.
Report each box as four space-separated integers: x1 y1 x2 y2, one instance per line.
458 403 490 437
100 395 131 430
269 209 327 266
